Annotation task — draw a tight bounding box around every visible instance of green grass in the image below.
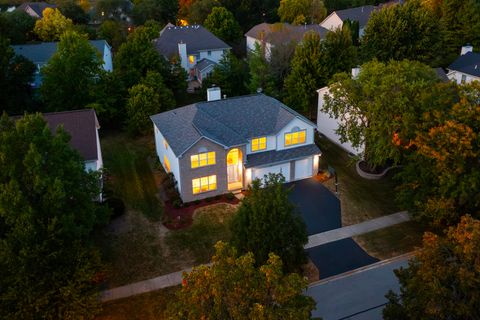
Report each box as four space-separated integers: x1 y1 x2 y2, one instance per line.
353 221 425 260
166 203 237 265
102 133 164 221
97 286 179 320
316 134 400 225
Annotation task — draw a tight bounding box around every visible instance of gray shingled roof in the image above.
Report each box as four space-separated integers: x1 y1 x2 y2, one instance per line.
245 23 329 45
448 52 480 78
196 58 217 72
435 67 449 82
12 40 109 66
16 2 56 18
333 5 376 27
150 94 315 157
245 144 321 168
154 25 230 58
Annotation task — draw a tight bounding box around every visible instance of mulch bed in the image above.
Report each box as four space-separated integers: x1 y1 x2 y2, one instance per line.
358 160 392 174
163 195 240 230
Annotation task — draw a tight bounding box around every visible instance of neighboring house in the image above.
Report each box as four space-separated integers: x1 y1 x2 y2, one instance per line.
151 89 321 203
12 40 113 88
154 24 231 83
43 109 104 200
245 23 328 59
320 5 376 37
15 2 56 18
447 45 480 84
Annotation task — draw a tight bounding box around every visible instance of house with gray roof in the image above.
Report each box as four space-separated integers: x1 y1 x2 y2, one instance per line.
154 24 230 83
16 2 56 19
151 88 321 202
320 5 376 37
447 45 480 84
245 23 328 59
12 40 112 88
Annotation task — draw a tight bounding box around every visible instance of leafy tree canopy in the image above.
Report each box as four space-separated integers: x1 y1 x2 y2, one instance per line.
384 215 480 320
131 0 178 25
98 19 127 52
204 6 242 43
230 173 308 272
278 0 327 24
361 0 445 66
40 30 103 111
34 8 73 41
0 36 35 114
322 59 439 167
0 11 35 44
0 113 107 319
57 0 90 24
166 241 316 319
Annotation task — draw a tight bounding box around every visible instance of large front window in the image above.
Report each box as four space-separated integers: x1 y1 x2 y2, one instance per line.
192 175 217 194
285 130 306 146
191 152 216 168
251 136 267 152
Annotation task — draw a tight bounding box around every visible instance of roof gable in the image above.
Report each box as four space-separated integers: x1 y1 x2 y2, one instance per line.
151 94 315 156
154 25 230 58
448 52 480 78
334 5 376 27
16 2 56 18
245 23 328 45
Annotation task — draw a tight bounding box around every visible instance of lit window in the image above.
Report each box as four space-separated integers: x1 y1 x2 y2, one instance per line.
164 139 169 150
251 137 267 152
285 130 306 146
164 155 171 173
191 151 216 168
192 175 216 194
188 55 195 64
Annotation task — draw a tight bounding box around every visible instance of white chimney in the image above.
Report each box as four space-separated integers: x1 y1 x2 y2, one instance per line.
207 87 221 101
178 42 188 71
351 66 361 79
461 44 473 55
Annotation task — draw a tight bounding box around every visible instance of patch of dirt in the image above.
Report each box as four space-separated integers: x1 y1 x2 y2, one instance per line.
303 258 320 283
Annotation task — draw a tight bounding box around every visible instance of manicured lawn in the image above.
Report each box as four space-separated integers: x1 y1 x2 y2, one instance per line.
316 134 400 225
166 203 238 265
102 133 164 221
353 221 424 260
96 287 179 320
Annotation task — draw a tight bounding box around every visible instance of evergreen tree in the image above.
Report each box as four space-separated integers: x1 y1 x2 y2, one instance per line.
204 7 242 43
230 174 308 272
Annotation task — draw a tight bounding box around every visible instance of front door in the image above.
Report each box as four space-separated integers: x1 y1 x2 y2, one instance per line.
227 148 243 190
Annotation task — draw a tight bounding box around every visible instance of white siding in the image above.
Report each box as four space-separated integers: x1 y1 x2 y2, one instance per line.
320 12 343 31
317 87 364 156
198 49 226 64
276 117 315 151
447 70 480 84
253 162 290 182
95 125 103 171
294 157 313 180
102 43 113 72
84 160 98 172
246 36 260 52
154 124 182 192
246 135 276 155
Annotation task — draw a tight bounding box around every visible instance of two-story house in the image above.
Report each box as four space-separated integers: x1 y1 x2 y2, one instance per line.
151 89 321 202
154 24 230 83
447 45 480 84
320 5 376 38
245 23 328 59
12 40 113 89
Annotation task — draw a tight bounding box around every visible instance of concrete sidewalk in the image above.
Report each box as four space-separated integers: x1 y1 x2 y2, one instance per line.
305 211 410 249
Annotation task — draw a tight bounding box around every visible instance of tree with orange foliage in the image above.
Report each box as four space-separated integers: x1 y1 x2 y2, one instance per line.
166 241 316 320
384 215 480 320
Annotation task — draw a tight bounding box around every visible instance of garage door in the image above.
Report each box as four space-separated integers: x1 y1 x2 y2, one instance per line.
253 163 290 182
294 157 313 180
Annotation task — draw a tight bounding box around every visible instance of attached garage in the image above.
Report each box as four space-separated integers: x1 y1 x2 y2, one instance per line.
294 157 313 181
253 162 290 182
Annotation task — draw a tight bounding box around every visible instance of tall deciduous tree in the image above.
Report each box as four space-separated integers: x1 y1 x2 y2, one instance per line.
40 31 103 111
186 0 221 24
0 11 35 44
230 174 308 272
278 0 326 25
384 215 480 320
204 7 242 43
98 19 127 52
0 37 35 114
396 82 480 228
166 241 316 320
248 42 276 94
202 51 250 97
284 28 356 117
0 114 107 319
131 0 178 25
34 8 73 41
321 60 439 167
361 1 445 66
57 0 90 24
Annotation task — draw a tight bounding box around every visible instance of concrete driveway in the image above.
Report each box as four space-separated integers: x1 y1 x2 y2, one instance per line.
287 178 378 279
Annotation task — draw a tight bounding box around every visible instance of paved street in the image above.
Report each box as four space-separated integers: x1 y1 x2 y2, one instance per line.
306 254 411 320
